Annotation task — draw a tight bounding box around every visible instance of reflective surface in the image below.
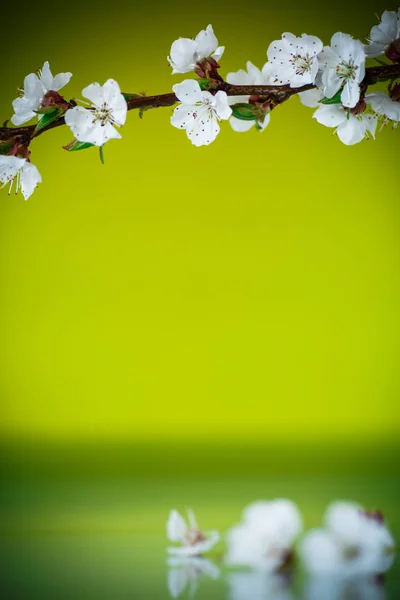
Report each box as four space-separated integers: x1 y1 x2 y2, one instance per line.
1 465 399 599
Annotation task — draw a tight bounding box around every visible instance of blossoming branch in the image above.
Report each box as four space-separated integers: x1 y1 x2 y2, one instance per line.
1 10 400 200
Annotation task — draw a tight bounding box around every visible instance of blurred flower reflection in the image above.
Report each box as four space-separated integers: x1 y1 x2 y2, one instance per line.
227 571 295 600
305 575 387 600
167 556 220 598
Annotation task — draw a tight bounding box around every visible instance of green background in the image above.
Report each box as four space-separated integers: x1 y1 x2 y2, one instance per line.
0 0 399 597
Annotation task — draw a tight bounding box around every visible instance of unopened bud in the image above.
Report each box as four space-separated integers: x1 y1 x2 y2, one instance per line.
41 90 69 112
231 102 263 121
194 56 221 79
385 38 400 63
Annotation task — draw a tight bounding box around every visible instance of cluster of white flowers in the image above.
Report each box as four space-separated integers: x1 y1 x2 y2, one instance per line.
169 12 400 147
166 500 396 599
1 8 399 201
1 62 127 200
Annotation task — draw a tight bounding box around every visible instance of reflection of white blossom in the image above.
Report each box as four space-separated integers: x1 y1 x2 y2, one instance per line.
305 575 387 600
167 508 220 556
301 501 396 576
228 571 295 600
225 499 302 571
167 556 220 598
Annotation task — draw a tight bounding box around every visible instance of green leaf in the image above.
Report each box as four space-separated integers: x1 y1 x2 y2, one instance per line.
373 57 389 66
231 103 259 121
33 108 60 135
0 141 14 155
99 145 105 165
139 105 152 119
63 139 95 152
197 78 209 90
320 90 343 105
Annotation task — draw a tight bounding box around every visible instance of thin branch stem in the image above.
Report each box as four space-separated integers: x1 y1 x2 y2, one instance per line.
0 63 399 144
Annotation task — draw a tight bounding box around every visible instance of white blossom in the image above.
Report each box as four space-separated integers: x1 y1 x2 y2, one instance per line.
64 79 127 147
319 33 365 108
267 33 323 87
300 501 396 576
0 155 41 200
226 61 273 132
225 499 302 571
171 80 231 146
313 104 377 145
168 25 224 74
167 509 220 557
365 9 400 57
167 556 219 598
11 61 72 126
365 92 400 127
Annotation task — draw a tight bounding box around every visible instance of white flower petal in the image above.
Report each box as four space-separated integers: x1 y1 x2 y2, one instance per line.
82 82 104 107
51 72 72 92
325 502 365 544
195 24 218 58
299 88 324 108
370 10 399 46
10 104 37 126
229 117 255 132
0 156 25 183
187 112 220 146
313 104 345 127
168 38 197 74
168 531 219 555
168 567 188 598
172 80 203 105
20 162 41 200
214 91 232 120
322 69 342 101
170 104 197 130
24 72 43 98
366 92 400 122
300 529 343 573
65 106 93 135
341 80 361 108
167 510 187 543
212 46 225 62
39 61 53 90
101 79 127 124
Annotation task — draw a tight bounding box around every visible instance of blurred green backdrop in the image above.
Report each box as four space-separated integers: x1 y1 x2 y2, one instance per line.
0 0 399 597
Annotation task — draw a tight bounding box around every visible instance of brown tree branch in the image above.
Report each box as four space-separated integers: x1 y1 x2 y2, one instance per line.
0 63 399 145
